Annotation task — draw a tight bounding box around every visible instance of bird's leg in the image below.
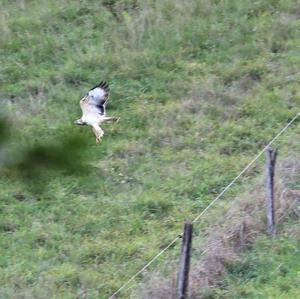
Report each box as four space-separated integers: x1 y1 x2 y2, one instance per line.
92 125 104 144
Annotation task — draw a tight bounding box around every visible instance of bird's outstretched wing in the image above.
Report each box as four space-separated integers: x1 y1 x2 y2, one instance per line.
80 81 110 116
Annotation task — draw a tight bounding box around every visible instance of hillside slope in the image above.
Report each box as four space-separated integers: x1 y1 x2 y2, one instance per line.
0 0 299 298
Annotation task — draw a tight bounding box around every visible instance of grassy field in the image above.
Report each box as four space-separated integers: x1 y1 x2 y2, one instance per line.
218 235 300 299
134 128 300 298
0 0 299 298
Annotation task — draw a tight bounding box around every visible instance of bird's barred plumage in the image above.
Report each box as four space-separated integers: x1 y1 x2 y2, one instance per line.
74 81 119 144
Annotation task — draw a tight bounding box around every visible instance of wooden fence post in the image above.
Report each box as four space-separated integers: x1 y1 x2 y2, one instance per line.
177 221 193 299
266 147 277 236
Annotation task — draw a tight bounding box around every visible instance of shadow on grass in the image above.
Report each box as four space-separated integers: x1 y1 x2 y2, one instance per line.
1 121 104 194
0 117 10 145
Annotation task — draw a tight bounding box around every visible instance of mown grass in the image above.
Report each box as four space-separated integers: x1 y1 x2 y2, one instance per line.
0 0 299 298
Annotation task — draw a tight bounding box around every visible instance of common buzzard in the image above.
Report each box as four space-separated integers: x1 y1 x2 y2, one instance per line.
74 81 119 143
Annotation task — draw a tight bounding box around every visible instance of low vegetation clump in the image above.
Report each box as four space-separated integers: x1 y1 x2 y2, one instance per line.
0 0 299 298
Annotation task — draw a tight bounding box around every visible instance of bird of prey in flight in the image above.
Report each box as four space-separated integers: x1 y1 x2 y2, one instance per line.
74 81 119 143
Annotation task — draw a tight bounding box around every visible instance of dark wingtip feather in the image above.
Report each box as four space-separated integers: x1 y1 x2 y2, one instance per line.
90 81 110 92
98 81 109 91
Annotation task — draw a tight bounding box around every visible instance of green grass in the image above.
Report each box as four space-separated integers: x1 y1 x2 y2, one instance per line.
134 130 300 299
217 231 300 299
0 0 299 298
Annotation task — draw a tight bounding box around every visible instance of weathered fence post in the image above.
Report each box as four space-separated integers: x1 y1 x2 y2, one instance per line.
266 147 277 236
177 221 193 299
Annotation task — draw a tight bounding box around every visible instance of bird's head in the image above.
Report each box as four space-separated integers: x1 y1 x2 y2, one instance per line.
74 119 85 126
